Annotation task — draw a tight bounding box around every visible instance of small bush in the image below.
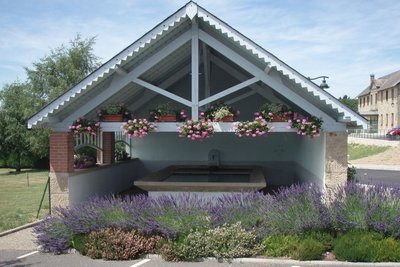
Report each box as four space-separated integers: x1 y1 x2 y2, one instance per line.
85 228 162 260
264 184 329 235
160 222 262 261
71 234 87 255
292 237 325 260
150 194 211 238
263 231 332 260
33 216 72 253
263 235 299 257
333 231 400 262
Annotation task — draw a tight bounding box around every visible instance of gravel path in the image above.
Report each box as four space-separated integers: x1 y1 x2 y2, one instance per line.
0 227 37 250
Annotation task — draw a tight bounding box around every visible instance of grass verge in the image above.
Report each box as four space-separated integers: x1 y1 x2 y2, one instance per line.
348 144 390 161
0 168 49 232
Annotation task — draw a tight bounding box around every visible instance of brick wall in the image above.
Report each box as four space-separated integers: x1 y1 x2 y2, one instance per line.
49 132 74 173
103 132 115 164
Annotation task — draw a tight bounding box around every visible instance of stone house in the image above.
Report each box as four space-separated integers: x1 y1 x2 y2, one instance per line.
27 1 366 209
357 70 400 131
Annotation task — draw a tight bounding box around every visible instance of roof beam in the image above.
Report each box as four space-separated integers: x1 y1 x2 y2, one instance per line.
202 43 211 99
209 54 280 102
133 78 192 107
199 29 338 125
56 30 192 130
199 77 259 107
191 19 199 120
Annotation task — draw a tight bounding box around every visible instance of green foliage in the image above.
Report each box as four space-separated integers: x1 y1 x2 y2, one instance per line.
263 232 332 260
339 95 358 112
85 228 162 260
348 144 389 160
71 234 87 255
292 237 325 260
347 165 357 181
263 234 299 257
0 34 100 171
333 231 400 262
160 222 262 261
26 34 100 104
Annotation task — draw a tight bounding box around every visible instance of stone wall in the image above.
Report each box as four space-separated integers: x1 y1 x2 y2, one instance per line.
325 132 348 191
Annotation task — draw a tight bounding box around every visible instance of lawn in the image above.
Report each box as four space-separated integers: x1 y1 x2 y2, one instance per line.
348 143 390 160
0 168 50 232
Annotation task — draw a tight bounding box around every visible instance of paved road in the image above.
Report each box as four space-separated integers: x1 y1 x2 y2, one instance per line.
355 168 400 185
2 250 400 267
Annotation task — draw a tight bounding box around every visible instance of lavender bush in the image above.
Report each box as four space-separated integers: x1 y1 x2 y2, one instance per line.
264 184 330 235
34 182 400 255
148 194 211 238
331 182 400 237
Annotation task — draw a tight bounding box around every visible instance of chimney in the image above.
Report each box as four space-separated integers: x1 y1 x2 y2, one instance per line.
370 74 375 84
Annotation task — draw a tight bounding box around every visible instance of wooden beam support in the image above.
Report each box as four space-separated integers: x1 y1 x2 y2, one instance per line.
58 30 192 129
225 91 257 106
199 30 338 125
202 43 211 99
191 19 199 120
209 54 280 102
199 77 259 107
133 78 192 107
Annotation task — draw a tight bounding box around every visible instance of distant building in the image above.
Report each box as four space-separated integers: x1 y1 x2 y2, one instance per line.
357 70 400 131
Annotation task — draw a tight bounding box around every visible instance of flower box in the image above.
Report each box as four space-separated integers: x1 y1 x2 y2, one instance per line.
103 114 124 122
219 115 234 122
158 114 177 122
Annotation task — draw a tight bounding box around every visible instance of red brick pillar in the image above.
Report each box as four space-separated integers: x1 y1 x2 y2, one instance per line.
49 132 74 173
103 132 115 164
49 131 75 209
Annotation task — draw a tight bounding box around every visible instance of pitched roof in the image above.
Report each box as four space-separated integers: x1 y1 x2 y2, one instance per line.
28 1 366 129
358 70 400 97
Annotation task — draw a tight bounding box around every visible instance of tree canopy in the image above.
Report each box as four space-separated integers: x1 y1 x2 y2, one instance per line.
339 95 358 112
0 34 100 171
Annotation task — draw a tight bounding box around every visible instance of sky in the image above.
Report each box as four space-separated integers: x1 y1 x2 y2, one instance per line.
0 0 399 98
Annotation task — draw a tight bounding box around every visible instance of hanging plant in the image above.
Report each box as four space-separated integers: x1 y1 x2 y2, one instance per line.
289 115 323 138
233 116 271 137
96 102 132 121
69 117 100 136
121 118 156 139
177 119 214 141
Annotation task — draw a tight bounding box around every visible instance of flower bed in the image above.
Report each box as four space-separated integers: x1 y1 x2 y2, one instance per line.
34 182 400 262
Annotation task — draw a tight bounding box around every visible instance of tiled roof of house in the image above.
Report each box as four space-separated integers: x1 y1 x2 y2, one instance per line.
358 70 400 97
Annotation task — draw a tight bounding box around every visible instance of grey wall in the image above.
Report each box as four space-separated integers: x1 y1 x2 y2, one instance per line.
294 134 326 188
69 159 140 205
131 132 307 186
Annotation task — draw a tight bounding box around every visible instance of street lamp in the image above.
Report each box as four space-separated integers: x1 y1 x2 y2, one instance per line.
307 76 329 89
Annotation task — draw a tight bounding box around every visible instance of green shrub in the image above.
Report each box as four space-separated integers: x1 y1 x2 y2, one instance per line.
292 237 325 260
71 233 87 255
85 228 162 260
159 222 262 261
263 232 332 260
263 235 299 257
334 231 400 262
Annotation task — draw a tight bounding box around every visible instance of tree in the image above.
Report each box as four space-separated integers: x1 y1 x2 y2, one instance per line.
0 82 36 172
339 95 358 112
26 34 100 105
0 34 101 171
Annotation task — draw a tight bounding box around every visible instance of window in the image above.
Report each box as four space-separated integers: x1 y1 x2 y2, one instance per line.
375 93 378 104
367 96 369 105
380 114 383 126
386 90 389 101
381 91 384 102
386 114 388 126
392 88 394 99
392 113 394 126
